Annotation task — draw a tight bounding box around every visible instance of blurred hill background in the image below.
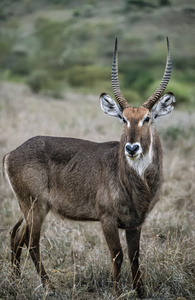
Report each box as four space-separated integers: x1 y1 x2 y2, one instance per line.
0 0 194 107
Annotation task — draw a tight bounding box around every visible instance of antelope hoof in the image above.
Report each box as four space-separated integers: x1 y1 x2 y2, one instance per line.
47 290 56 297
44 281 56 296
113 282 122 297
11 266 21 279
136 284 146 299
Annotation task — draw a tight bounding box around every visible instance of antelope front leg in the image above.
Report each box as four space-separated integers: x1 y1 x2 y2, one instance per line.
126 228 145 298
101 219 123 294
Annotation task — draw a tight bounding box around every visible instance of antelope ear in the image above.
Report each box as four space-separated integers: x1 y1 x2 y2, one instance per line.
99 93 124 122
151 92 176 122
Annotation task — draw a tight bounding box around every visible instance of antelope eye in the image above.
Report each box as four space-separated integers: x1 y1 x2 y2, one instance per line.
144 116 150 123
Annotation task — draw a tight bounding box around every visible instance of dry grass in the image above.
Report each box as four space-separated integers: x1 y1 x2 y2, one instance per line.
0 82 194 299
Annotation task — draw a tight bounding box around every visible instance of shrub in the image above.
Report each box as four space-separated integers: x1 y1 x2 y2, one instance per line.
72 10 80 17
160 126 186 142
26 70 51 93
122 89 142 106
125 0 155 9
66 65 110 88
4 49 30 76
122 65 153 96
146 79 195 107
159 0 171 6
45 81 65 99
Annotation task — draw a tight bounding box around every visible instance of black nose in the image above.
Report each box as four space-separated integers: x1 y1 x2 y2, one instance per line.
126 144 139 156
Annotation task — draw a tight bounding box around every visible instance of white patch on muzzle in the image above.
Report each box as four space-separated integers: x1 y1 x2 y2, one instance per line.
125 131 153 177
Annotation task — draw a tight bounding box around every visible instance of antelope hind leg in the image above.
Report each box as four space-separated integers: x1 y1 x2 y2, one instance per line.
10 218 28 278
24 205 55 294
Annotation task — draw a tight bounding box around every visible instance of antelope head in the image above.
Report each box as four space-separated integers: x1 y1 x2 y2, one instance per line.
100 38 175 169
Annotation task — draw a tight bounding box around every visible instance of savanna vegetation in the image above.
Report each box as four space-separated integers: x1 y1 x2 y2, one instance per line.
0 0 194 299
0 0 195 106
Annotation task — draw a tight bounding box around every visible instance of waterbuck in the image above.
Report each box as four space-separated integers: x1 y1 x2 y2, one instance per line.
3 38 175 298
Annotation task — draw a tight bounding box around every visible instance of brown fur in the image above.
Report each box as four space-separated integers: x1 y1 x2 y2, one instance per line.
4 105 164 298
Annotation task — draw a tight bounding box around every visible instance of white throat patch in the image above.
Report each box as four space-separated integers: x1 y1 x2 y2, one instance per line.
126 131 153 177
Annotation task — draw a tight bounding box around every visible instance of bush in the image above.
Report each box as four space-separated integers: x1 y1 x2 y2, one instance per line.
159 0 170 6
160 126 185 142
146 79 195 107
66 65 110 88
122 89 142 106
26 70 51 93
45 81 65 99
5 50 30 76
125 0 155 9
122 65 153 96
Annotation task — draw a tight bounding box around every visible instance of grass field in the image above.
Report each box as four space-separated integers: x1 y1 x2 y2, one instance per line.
0 81 194 299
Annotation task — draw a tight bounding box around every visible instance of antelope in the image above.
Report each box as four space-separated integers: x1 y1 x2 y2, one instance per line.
3 37 175 298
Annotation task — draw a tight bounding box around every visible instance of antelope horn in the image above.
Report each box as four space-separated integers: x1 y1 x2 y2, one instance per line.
142 37 172 110
112 38 130 110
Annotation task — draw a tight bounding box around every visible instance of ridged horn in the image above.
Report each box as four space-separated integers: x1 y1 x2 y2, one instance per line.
112 38 129 110
142 37 172 110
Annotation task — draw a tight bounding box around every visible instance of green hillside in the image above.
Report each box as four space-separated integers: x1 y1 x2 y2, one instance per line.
0 0 194 106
